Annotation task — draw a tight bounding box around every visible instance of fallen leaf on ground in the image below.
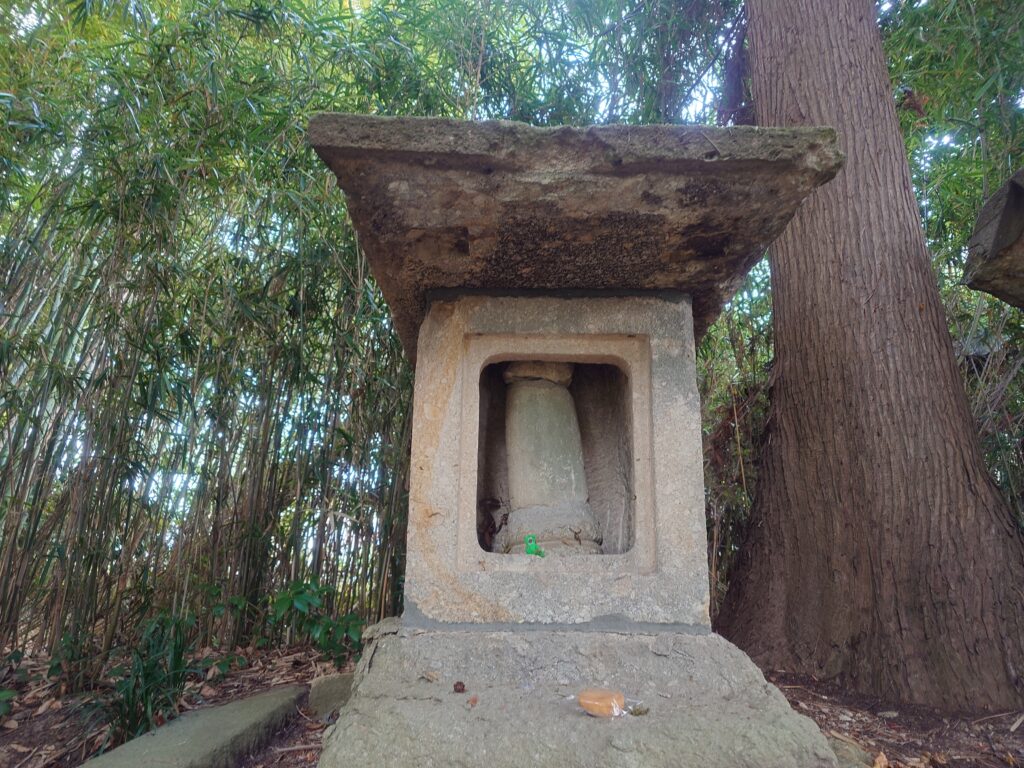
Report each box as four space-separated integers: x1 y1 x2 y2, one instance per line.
872 753 889 768
36 697 61 715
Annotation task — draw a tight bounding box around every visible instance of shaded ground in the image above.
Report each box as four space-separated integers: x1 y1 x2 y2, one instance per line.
239 709 330 768
770 672 1024 768
0 646 334 768
3 649 1021 767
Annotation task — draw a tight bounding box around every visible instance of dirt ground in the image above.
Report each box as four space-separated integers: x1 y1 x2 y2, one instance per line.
770 672 1024 768
0 646 332 768
2 649 1022 767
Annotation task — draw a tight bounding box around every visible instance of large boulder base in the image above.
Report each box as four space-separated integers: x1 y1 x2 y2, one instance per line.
319 620 837 768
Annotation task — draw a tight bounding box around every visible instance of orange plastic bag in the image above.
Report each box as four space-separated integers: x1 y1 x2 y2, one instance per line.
577 688 626 718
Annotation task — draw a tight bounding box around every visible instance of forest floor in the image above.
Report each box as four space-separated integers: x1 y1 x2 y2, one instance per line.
0 646 334 768
769 672 1024 768
1 648 1022 768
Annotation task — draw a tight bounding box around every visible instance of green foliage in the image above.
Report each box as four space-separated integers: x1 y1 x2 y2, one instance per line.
0 0 736 671
106 613 194 743
699 261 772 611
272 581 364 663
48 629 99 693
0 0 418 659
0 688 16 717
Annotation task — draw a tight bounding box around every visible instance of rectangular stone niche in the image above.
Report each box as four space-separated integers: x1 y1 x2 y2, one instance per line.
405 293 709 626
476 361 635 555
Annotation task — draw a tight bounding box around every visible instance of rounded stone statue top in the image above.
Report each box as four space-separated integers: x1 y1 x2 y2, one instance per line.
502 361 574 387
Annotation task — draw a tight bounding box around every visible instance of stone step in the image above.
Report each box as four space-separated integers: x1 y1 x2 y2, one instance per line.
85 685 305 768
308 673 354 718
828 736 875 768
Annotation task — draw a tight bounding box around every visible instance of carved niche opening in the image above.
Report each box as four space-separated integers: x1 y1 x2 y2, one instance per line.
476 360 635 555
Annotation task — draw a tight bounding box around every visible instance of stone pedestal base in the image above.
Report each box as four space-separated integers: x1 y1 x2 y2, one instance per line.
318 620 837 768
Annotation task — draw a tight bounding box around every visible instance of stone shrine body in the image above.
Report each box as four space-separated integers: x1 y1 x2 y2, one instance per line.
310 114 844 767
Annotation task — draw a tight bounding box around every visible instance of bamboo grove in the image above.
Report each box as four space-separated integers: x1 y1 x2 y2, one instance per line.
0 0 740 679
1 0 1022 689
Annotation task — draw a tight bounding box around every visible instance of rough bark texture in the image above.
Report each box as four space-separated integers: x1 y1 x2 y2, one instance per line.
717 0 1024 711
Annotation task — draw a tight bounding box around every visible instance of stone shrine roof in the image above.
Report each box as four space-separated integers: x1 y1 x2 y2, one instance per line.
309 114 842 360
965 168 1024 309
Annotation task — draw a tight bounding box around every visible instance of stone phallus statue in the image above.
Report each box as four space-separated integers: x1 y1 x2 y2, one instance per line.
494 361 601 554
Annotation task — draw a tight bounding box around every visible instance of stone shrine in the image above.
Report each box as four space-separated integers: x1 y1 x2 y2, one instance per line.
310 114 844 767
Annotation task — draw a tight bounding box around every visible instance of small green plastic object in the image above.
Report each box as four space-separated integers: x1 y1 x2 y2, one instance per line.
524 534 545 557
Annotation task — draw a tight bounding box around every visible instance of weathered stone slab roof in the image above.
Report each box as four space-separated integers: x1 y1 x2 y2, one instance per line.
966 169 1024 309
309 114 842 360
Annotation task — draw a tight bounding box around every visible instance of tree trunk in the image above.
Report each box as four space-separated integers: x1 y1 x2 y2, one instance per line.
717 0 1024 711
